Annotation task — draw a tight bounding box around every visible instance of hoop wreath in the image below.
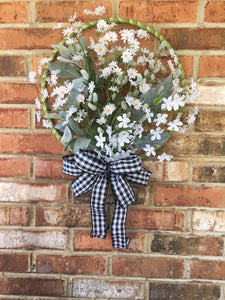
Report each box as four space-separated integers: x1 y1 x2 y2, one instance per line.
41 17 186 152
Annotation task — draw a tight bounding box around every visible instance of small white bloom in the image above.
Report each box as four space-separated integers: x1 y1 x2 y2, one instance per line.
186 114 196 125
68 12 77 23
139 79 150 93
122 49 133 63
88 81 95 94
43 88 49 99
120 29 135 43
34 97 41 109
118 131 131 147
94 5 106 16
77 93 85 103
136 29 150 40
167 118 183 132
65 37 77 45
42 119 52 128
96 20 108 32
161 96 173 111
145 108 154 123
62 27 73 36
105 31 118 42
109 86 118 92
143 144 156 157
28 71 36 83
95 132 106 149
172 94 185 111
125 95 134 106
158 152 173 162
179 125 188 133
100 66 112 78
103 104 116 116
133 123 144 138
114 67 123 76
150 127 163 141
127 68 138 79
117 113 130 128
128 38 140 50
97 116 107 125
94 43 107 56
52 23 62 30
154 113 168 127
35 111 41 122
133 99 142 110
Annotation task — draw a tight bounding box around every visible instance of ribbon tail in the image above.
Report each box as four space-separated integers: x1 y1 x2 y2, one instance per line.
90 174 109 239
110 174 136 208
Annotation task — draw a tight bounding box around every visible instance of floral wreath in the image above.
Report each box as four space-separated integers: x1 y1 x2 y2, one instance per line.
30 6 199 162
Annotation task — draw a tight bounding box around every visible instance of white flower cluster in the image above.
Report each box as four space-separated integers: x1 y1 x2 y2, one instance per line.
31 8 199 162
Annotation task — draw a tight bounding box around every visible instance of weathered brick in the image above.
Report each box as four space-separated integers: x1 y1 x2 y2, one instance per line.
150 233 223 256
195 110 225 132
161 28 225 50
205 1 225 23
0 108 29 129
0 276 64 296
0 206 30 226
0 133 64 155
199 56 225 78
196 85 225 106
192 210 225 232
0 29 62 50
0 2 28 23
155 185 225 208
0 56 26 77
149 282 221 300
0 229 66 249
73 231 146 252
0 83 40 104
0 182 68 203
142 160 188 181
161 134 225 156
0 158 30 178
193 164 225 183
119 0 198 23
112 256 184 278
179 55 193 78
72 279 143 299
36 254 106 275
127 208 184 230
34 158 73 179
36 206 91 226
36 0 112 22
191 259 225 280
0 253 29 272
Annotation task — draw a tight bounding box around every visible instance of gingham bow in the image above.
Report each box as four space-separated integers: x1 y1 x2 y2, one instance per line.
63 149 151 208
63 149 151 248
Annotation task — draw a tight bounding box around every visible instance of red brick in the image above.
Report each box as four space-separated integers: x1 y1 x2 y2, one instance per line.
0 253 28 272
191 260 225 280
112 256 184 278
205 1 225 22
0 2 28 23
0 28 62 50
119 0 198 23
0 56 26 77
0 182 68 203
36 0 112 22
192 211 225 232
126 208 184 230
0 158 30 178
179 56 193 78
161 134 225 156
0 206 30 226
142 160 188 181
36 254 106 275
0 133 64 155
193 164 225 183
161 28 225 50
72 279 144 299
195 110 225 132
36 206 91 226
73 231 146 252
0 83 40 104
0 229 66 249
155 185 225 208
149 282 221 300
150 233 223 256
0 276 64 296
0 108 29 129
199 56 225 78
34 158 73 179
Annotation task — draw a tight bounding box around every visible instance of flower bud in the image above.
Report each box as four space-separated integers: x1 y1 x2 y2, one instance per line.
136 73 142 83
80 69 89 80
88 102 97 110
92 92 98 102
121 101 127 110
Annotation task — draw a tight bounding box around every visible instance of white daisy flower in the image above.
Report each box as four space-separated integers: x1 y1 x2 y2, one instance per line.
77 93 85 103
34 97 41 109
103 104 116 116
133 99 142 110
100 67 112 78
68 12 77 23
35 111 41 122
139 79 150 93
136 29 150 40
128 38 140 50
42 119 52 128
120 29 135 43
158 152 173 162
127 68 138 79
122 49 133 63
96 20 108 32
94 5 106 16
94 43 107 56
97 117 107 125
62 27 73 36
105 31 118 42
186 114 196 125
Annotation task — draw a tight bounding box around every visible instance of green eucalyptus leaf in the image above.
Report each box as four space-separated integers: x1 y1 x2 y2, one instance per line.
48 61 81 78
45 113 63 119
55 121 66 132
73 137 91 153
68 118 84 135
61 125 72 143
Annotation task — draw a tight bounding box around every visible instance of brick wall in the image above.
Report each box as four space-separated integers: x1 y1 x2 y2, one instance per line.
0 0 225 299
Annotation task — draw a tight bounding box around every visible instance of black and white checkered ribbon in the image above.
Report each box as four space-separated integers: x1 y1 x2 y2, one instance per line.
63 149 151 249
